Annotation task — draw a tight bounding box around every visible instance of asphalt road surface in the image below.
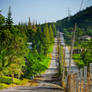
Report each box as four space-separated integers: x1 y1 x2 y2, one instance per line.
0 38 64 92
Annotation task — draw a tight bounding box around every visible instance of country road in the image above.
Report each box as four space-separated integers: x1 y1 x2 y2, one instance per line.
60 32 78 73
0 38 64 92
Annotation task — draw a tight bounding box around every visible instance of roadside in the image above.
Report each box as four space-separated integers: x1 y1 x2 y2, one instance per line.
0 38 64 92
60 32 78 73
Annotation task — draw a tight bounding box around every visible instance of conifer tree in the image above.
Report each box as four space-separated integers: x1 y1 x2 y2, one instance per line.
35 27 44 53
6 6 13 30
49 25 54 43
43 24 50 55
0 11 5 28
32 21 37 32
52 24 56 37
28 17 32 29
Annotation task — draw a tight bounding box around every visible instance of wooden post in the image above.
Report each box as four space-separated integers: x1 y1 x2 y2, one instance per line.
89 63 92 92
80 69 83 92
88 72 90 92
69 23 77 73
74 73 77 92
67 74 71 92
76 71 80 92
71 74 73 92
84 66 87 92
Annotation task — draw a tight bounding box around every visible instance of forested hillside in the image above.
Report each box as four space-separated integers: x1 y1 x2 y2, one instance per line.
56 6 92 32
56 6 92 45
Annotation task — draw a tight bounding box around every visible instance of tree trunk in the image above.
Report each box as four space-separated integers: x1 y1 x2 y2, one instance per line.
12 72 14 83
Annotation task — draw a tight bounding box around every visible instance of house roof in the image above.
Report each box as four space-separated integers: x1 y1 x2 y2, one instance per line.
80 35 92 39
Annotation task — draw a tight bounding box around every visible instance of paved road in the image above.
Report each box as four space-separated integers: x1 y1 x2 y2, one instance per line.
1 38 64 92
60 32 78 73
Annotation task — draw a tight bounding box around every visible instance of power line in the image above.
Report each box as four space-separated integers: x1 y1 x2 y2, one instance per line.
79 0 85 11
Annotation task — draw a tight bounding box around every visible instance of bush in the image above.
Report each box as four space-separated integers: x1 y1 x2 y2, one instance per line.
73 54 84 68
24 52 51 78
0 76 12 84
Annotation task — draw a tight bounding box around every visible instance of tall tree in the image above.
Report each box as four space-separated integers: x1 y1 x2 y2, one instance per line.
49 25 54 43
34 27 44 53
43 24 50 55
0 11 5 28
6 6 13 30
28 17 32 29
52 24 56 37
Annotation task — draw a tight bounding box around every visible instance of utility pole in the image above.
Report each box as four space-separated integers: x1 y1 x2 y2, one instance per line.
68 8 71 21
69 23 77 73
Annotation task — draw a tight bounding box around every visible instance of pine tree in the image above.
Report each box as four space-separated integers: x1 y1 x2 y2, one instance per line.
32 21 37 32
28 17 32 29
49 25 54 43
6 6 13 30
52 24 56 37
43 24 50 55
35 27 44 53
0 11 5 28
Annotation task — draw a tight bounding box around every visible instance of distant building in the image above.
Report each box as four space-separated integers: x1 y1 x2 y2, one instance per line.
80 35 92 40
73 49 81 54
27 42 32 49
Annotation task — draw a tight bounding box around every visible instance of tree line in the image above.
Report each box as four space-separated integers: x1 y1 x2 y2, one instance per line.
0 7 56 81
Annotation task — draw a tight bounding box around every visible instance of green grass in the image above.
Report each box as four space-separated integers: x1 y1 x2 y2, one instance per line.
48 44 54 53
0 83 8 90
72 54 84 68
0 76 29 90
0 76 24 85
39 44 54 74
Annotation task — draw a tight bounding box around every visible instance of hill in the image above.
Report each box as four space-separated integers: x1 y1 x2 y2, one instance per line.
56 6 92 32
56 6 92 45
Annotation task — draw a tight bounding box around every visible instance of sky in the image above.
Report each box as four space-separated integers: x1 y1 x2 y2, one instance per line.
0 0 92 24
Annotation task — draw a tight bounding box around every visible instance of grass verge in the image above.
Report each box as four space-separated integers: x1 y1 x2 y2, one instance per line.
72 54 84 68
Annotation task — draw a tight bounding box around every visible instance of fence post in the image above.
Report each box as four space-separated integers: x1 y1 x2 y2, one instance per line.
74 73 77 92
67 74 71 92
89 63 92 92
71 74 74 92
88 72 90 92
80 69 83 92
84 66 87 92
76 71 80 92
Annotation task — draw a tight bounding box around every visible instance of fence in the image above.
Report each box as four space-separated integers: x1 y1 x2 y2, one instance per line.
66 63 92 92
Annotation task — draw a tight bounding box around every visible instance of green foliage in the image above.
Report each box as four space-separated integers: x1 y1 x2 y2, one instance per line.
81 39 92 66
24 52 51 78
49 25 54 43
63 28 73 45
0 12 5 28
5 6 13 30
73 54 84 68
56 6 92 31
0 7 55 88
48 44 54 53
56 6 92 46
0 76 29 86
0 83 8 90
43 24 51 55
73 39 92 68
